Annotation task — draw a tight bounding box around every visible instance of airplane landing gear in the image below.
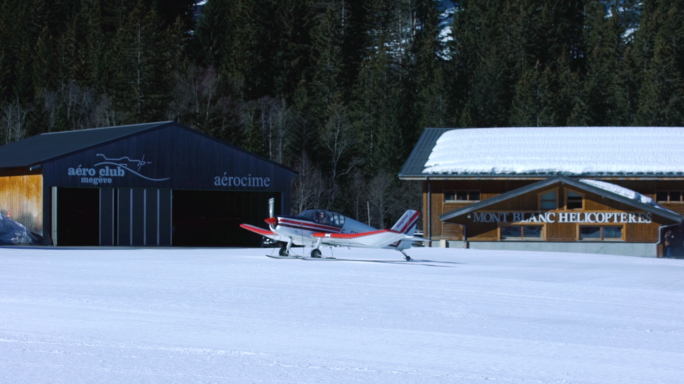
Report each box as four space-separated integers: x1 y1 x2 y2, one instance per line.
279 239 293 256
400 250 411 261
310 238 322 258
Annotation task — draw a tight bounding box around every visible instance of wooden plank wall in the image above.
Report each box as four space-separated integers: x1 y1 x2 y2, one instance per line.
425 179 681 242
424 180 536 240
0 175 43 235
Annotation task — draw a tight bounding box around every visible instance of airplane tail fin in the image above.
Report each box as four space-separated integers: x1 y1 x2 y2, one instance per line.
391 210 420 235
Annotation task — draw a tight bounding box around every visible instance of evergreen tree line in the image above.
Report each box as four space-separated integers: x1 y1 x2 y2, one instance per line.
0 0 682 227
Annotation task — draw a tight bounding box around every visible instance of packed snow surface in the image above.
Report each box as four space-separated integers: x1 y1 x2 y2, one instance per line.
424 127 684 175
2 247 684 383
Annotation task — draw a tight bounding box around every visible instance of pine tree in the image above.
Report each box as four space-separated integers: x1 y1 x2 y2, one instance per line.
510 62 564 126
446 0 515 127
405 0 446 138
144 0 196 31
351 46 402 173
220 0 277 100
634 0 684 126
108 0 176 122
309 0 347 113
349 0 408 173
272 0 315 99
194 0 230 67
572 1 630 126
306 0 352 169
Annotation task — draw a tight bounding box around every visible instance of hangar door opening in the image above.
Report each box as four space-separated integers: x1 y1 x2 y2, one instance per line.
172 190 281 246
56 187 99 246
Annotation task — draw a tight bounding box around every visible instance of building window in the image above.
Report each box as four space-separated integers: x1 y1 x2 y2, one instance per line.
445 191 480 202
501 225 543 240
579 226 623 240
656 191 683 203
566 190 583 210
539 190 557 210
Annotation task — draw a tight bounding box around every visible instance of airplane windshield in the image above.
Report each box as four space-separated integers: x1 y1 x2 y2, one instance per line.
298 210 317 221
298 210 345 228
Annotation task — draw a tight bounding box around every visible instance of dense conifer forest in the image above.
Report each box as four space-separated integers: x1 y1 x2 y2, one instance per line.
0 0 681 226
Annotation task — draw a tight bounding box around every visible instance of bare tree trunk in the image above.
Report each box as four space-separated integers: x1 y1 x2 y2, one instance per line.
367 170 395 228
1 100 29 143
322 103 358 209
291 152 327 214
348 171 368 222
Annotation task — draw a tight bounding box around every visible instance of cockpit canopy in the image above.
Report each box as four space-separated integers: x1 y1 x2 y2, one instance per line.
298 210 345 228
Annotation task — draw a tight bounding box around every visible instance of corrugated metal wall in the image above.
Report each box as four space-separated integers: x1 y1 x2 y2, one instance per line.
0 175 43 234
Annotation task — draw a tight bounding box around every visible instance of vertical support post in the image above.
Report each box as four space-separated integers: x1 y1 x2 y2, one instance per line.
51 186 58 246
99 190 101 245
427 177 431 247
129 189 133 246
143 189 147 246
169 190 173 246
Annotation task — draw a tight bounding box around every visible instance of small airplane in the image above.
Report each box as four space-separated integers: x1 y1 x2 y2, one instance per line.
240 209 425 261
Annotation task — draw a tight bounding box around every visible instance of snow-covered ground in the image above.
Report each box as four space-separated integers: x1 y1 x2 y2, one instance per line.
1 247 683 383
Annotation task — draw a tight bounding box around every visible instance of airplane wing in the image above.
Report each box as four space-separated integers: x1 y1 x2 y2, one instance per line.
240 224 288 242
312 229 424 248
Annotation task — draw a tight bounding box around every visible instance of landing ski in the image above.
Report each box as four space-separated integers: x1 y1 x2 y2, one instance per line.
302 257 411 263
301 256 337 261
265 254 303 260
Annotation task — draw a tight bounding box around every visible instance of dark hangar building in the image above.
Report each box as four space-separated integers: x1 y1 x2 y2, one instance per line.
0 121 295 246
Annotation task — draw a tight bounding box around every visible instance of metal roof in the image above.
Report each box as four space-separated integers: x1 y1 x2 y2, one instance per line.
439 175 683 223
398 128 453 178
0 122 173 169
0 121 296 175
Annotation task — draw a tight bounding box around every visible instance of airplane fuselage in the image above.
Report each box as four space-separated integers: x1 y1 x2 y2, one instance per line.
241 208 422 260
268 211 376 247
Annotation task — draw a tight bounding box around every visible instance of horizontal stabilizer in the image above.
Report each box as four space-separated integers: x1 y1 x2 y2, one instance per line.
405 235 428 242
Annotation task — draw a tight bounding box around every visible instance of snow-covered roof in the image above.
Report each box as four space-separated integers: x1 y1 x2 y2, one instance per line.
423 127 684 176
579 179 674 213
579 179 654 205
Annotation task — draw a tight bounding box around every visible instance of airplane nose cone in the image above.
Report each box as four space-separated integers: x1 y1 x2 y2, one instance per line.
265 217 277 226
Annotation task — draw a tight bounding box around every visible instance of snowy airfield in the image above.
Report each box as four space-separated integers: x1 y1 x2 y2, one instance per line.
1 247 684 384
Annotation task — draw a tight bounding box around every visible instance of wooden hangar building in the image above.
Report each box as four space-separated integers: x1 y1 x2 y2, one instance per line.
0 121 295 247
399 127 684 258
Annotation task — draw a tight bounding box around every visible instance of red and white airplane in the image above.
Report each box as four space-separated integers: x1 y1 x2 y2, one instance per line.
240 209 424 260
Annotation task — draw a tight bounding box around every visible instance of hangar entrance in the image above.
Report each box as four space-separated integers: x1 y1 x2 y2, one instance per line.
172 190 281 247
56 187 99 246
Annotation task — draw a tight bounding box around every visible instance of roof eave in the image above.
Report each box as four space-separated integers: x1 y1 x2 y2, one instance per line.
404 173 684 180
38 122 175 165
439 175 683 223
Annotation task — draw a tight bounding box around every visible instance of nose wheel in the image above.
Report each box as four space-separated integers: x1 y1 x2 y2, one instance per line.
279 239 293 256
